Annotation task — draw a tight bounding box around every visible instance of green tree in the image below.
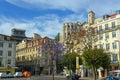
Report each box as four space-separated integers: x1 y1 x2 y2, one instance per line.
55 33 60 42
61 52 82 72
82 48 110 80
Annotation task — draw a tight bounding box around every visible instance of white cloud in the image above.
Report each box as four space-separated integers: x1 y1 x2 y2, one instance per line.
6 0 120 17
3 0 120 38
0 14 86 38
5 0 89 12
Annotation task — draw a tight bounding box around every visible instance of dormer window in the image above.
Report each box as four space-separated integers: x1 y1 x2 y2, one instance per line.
103 15 109 20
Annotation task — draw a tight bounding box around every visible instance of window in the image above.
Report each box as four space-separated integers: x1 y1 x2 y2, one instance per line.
105 24 109 30
8 59 11 64
106 43 110 50
112 54 118 61
112 22 116 29
99 44 103 49
0 50 3 56
99 34 103 40
112 42 117 49
105 33 109 39
0 36 4 41
22 56 25 60
99 25 102 32
8 51 12 56
8 43 12 48
68 32 70 35
112 32 116 38
0 42 3 47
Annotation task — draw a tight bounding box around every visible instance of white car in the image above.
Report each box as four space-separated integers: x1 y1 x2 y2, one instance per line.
0 72 7 78
14 72 22 77
6 73 14 78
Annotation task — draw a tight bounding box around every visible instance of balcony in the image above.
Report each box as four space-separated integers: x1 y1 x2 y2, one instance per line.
111 61 118 64
97 25 120 34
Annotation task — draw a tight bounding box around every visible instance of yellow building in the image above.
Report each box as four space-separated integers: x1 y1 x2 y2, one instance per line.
16 33 55 75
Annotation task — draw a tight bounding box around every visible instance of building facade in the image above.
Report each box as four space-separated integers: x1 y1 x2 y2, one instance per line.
11 28 27 44
16 33 56 75
61 10 120 77
0 34 16 67
62 22 82 42
96 10 120 70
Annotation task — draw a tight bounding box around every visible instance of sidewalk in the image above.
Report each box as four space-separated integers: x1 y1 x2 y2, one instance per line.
79 77 104 80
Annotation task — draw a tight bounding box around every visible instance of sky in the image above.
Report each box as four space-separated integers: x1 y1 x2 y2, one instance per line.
0 0 120 38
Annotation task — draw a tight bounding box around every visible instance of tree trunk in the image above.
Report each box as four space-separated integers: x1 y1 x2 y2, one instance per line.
92 64 97 80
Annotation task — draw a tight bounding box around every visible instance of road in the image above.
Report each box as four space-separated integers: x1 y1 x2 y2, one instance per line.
0 75 102 80
0 75 66 80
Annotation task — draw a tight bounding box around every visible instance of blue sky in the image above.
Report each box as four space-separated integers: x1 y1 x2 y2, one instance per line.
0 0 120 38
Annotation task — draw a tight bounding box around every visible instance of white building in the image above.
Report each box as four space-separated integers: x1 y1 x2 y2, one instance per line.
61 10 120 78
96 10 120 70
0 34 16 67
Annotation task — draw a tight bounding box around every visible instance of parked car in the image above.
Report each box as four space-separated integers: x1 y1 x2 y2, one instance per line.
104 76 119 80
14 72 22 78
109 70 120 79
103 70 120 80
0 72 7 78
6 73 14 78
